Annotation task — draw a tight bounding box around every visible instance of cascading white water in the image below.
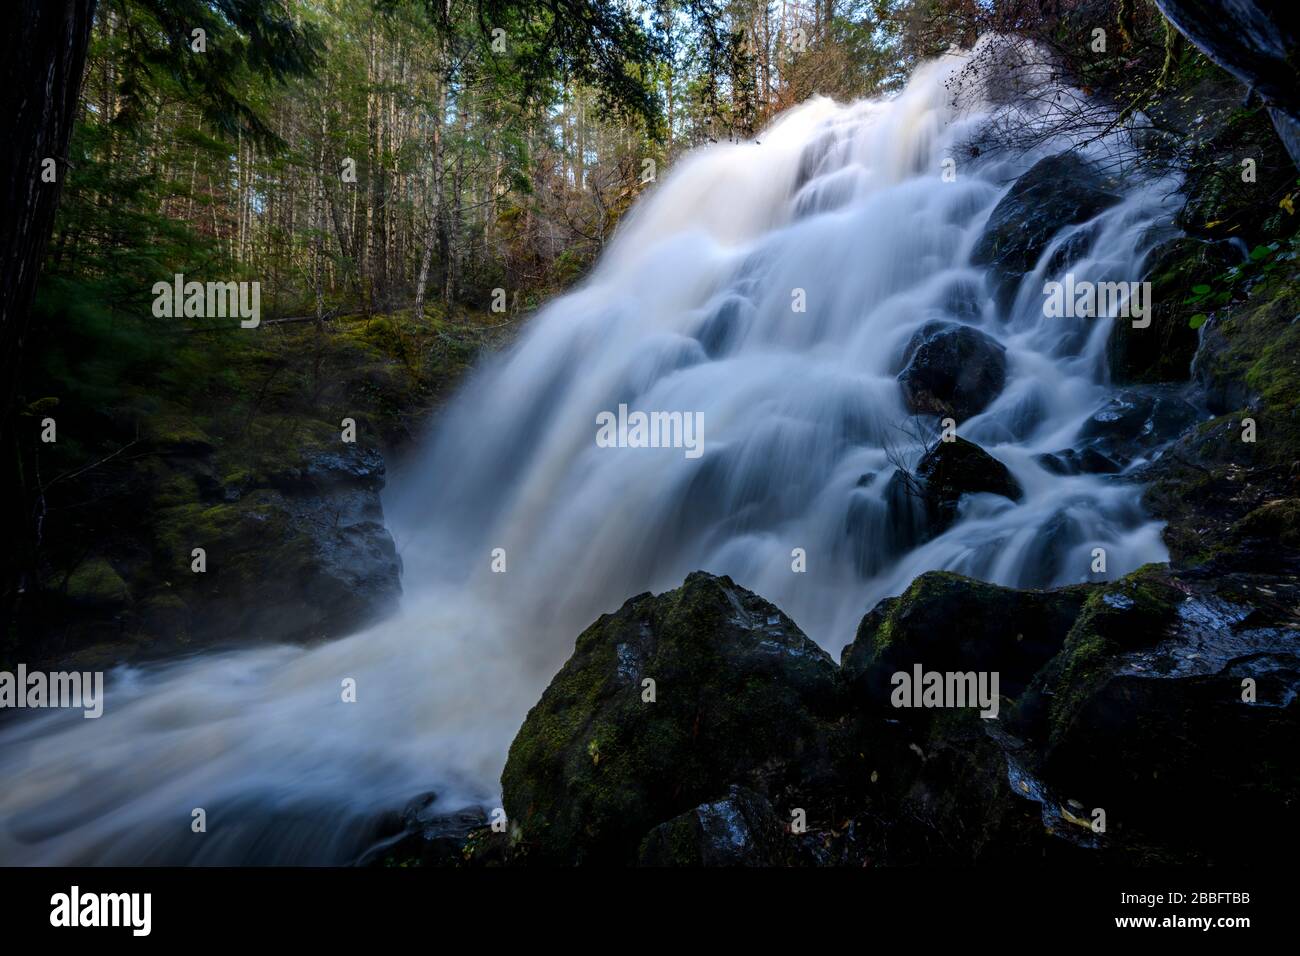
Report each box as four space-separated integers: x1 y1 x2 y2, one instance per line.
0 40 1180 864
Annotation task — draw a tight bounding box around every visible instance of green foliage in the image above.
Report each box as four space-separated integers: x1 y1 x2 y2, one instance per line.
107 0 322 144
1181 236 1298 326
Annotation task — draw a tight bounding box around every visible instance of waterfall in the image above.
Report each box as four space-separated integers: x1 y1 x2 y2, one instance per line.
0 40 1180 864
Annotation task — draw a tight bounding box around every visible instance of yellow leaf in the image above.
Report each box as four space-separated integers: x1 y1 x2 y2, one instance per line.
1060 805 1093 829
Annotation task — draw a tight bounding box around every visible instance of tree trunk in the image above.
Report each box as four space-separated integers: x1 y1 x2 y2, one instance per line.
415 55 449 323
1 0 97 636
1 0 96 425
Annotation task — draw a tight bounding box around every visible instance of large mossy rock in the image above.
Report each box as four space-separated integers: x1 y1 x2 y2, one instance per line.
1019 563 1300 860
972 153 1122 309
64 556 131 610
1108 238 1239 384
150 439 401 645
896 321 1007 422
497 557 1299 864
500 571 840 865
841 571 1088 719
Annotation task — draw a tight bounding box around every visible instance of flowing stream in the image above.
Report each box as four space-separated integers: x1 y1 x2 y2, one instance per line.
0 41 1179 864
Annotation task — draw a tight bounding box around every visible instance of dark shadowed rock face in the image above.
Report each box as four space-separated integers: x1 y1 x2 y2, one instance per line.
914 436 1022 533
972 153 1122 310
169 443 403 645
637 785 792 866
495 556 1299 866
1108 238 1239 384
1154 0 1300 168
500 571 840 865
896 321 1007 422
1076 386 1201 468
841 571 1088 717
1017 563 1300 858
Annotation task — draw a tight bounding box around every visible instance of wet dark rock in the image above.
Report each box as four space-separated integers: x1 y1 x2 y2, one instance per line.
1108 238 1239 384
500 571 840 865
361 790 488 868
1017 507 1087 587
914 437 1023 533
850 438 1020 566
841 571 1088 720
1077 387 1201 466
845 472 927 574
1021 564 1300 859
972 153 1122 310
359 792 487 867
1044 221 1101 275
897 322 1007 422
1035 447 1121 475
694 296 751 357
637 785 792 866
1153 1 1300 169
937 277 986 319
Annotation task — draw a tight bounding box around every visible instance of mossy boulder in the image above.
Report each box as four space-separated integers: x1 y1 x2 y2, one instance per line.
64 557 131 609
1023 562 1300 860
1194 272 1300 423
150 443 401 644
841 571 1088 720
500 571 840 865
972 153 1122 309
1140 271 1300 563
1017 565 1185 744
1228 498 1300 552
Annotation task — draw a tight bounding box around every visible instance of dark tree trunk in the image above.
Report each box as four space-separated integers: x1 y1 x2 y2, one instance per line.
1 0 96 634
1 0 95 421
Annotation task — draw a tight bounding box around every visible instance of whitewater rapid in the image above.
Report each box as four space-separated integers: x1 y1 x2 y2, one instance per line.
0 42 1180 863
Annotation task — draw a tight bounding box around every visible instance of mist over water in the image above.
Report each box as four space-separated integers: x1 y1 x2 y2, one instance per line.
0 42 1179 864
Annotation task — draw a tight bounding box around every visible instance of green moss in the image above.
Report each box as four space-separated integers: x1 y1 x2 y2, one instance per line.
1200 274 1300 455
141 409 215 450
65 557 130 606
501 573 839 864
1045 565 1182 743
154 468 202 508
